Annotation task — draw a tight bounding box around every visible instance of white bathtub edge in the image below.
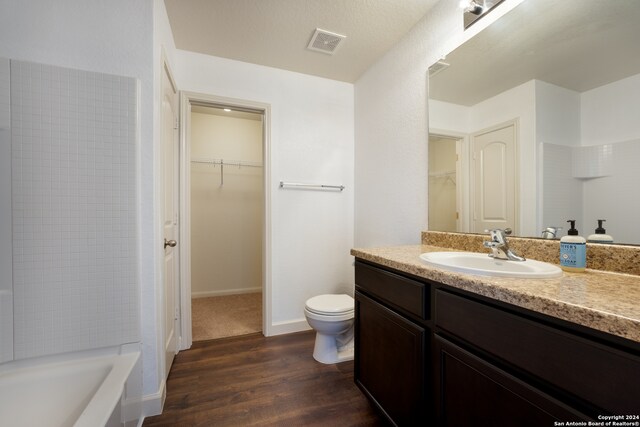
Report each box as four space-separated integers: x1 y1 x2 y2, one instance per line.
74 352 140 427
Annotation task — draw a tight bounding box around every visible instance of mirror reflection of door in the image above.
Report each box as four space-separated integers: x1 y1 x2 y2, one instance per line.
471 122 517 234
428 135 460 232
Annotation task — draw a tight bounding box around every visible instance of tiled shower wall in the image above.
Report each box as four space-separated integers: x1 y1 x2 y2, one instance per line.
0 58 12 363
542 140 640 244
11 60 139 359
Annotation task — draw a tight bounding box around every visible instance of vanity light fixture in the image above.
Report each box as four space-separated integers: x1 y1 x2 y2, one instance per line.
462 0 504 29
460 0 486 15
223 108 231 112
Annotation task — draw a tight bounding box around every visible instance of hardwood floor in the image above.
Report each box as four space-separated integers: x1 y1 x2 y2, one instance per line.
143 331 387 427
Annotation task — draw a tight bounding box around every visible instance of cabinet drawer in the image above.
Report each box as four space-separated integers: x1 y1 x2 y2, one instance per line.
435 289 640 414
355 261 428 320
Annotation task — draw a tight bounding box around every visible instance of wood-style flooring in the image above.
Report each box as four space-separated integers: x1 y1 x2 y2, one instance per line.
143 331 387 427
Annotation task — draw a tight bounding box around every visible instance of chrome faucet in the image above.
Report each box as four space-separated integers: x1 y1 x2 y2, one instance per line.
483 228 526 261
541 226 562 239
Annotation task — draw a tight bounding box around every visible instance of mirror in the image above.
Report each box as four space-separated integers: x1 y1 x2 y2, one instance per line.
428 0 640 245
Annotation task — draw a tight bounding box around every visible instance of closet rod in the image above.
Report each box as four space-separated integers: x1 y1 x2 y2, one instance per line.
191 158 263 168
428 170 456 185
192 158 262 186
279 181 345 191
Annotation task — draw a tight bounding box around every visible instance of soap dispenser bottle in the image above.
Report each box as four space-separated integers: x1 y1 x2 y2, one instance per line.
560 220 586 272
587 219 614 243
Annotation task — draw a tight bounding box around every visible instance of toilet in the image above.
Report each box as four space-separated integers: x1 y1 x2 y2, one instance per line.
304 294 355 364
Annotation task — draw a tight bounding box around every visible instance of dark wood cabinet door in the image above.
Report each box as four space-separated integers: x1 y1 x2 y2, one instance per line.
355 291 427 426
434 335 588 427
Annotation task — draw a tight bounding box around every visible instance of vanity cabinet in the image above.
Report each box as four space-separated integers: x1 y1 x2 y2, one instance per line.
354 261 431 426
354 258 640 426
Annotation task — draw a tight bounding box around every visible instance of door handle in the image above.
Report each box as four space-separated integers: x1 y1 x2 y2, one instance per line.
164 239 177 249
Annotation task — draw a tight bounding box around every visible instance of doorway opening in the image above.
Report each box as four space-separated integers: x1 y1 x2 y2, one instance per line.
428 134 461 232
179 93 271 349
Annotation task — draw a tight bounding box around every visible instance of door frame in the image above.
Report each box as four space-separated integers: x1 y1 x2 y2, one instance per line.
178 91 272 350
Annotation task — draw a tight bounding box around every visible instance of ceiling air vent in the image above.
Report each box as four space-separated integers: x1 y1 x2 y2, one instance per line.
307 29 346 55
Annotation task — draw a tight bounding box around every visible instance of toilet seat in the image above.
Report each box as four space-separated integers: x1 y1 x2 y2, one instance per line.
305 294 354 316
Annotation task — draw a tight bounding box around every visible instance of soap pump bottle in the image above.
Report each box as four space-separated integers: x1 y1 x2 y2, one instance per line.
587 219 614 243
560 220 586 272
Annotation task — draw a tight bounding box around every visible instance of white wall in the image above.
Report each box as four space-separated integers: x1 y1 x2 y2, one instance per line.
190 112 263 297
354 0 524 246
581 73 640 146
174 50 355 329
536 81 581 148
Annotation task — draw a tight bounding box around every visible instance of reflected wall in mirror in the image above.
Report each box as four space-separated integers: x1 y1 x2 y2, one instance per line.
428 0 640 245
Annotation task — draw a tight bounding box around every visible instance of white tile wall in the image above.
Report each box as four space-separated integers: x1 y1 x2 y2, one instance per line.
11 60 139 359
572 144 614 178
0 57 13 363
0 58 9 129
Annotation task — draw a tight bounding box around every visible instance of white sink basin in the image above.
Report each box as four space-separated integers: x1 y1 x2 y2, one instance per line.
419 252 562 279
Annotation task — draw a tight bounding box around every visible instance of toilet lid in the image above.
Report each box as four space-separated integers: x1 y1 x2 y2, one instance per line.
305 294 354 315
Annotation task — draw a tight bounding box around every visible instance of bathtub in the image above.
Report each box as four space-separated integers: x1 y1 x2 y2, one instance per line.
0 349 140 427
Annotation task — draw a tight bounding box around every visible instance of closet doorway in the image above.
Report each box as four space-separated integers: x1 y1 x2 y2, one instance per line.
428 134 465 232
179 93 270 347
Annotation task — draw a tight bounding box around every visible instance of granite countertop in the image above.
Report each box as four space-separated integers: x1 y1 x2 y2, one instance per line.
351 245 640 344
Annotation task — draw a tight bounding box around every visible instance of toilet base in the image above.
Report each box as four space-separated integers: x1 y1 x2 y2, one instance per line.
312 332 354 364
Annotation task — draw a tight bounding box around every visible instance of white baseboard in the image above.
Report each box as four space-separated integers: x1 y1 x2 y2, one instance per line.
268 318 312 336
191 287 262 299
141 380 166 418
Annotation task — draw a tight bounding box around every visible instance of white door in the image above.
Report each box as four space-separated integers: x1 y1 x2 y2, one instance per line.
162 63 179 379
471 123 517 233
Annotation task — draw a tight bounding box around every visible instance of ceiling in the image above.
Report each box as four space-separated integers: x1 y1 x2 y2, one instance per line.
429 0 640 106
164 0 439 83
